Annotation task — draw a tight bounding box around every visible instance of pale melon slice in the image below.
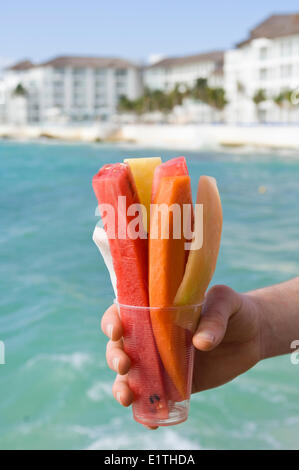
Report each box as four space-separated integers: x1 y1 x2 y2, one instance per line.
124 157 162 232
174 176 222 306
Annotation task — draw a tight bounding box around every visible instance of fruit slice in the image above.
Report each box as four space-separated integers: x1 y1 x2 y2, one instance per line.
93 163 148 306
151 156 188 202
92 163 168 420
124 157 162 232
152 156 194 265
93 226 117 297
174 176 222 306
149 175 193 399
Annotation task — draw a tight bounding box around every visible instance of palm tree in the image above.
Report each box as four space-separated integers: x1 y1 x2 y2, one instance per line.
117 78 228 118
207 87 227 110
253 89 267 123
118 95 134 112
253 89 267 106
13 83 27 97
191 78 208 101
274 89 292 108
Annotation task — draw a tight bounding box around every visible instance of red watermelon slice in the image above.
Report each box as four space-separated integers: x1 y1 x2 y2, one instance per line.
92 163 169 422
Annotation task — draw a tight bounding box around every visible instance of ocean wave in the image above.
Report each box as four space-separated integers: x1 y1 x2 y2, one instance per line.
84 427 201 450
86 381 113 402
25 352 92 370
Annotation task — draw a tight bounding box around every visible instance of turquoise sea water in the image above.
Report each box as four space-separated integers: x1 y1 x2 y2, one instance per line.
1 140 299 450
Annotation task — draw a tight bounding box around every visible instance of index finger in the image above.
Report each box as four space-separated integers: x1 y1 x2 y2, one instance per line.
101 304 123 341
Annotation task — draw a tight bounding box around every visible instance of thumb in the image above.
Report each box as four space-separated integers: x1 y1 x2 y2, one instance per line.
193 285 242 351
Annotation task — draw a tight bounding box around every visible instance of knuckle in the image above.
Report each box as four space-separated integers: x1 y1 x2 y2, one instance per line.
208 284 234 301
105 340 113 359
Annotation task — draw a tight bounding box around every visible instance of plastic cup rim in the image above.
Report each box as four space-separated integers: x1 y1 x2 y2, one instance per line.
113 299 204 311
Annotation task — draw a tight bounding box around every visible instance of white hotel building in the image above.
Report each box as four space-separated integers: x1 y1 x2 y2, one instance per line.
1 13 299 125
225 14 299 124
0 56 142 124
144 51 224 91
143 51 225 123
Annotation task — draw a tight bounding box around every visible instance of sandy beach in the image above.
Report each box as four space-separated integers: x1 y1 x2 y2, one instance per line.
1 123 299 150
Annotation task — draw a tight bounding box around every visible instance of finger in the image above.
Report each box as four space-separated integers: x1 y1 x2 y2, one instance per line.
106 339 131 375
101 304 123 341
112 374 134 407
193 285 242 351
112 376 157 428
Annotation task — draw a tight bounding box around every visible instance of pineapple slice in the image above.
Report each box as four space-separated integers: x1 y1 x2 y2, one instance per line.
124 157 162 232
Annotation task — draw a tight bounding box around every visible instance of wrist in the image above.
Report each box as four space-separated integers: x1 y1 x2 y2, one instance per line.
242 292 266 362
248 286 292 361
253 293 272 361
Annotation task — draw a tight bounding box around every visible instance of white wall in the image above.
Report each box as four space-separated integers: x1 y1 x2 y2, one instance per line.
144 60 223 92
7 95 27 125
1 64 143 124
225 35 299 123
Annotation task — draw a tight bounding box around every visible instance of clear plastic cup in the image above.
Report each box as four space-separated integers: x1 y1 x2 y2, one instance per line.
115 301 203 427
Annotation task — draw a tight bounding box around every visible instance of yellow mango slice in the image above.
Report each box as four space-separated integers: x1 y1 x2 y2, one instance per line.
174 176 222 306
124 157 162 232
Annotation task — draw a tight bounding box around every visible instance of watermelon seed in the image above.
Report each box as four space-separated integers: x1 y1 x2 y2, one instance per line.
149 394 160 404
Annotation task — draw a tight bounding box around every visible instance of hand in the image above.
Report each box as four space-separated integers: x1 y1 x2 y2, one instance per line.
191 284 261 392
101 285 262 406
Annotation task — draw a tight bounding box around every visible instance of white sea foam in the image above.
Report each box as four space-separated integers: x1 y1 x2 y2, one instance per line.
81 425 201 450
25 352 92 370
284 416 299 426
86 381 113 402
259 433 283 450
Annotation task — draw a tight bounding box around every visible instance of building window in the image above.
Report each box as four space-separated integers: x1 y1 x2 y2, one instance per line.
95 68 107 77
95 92 105 101
115 68 127 77
259 68 268 80
280 39 292 57
259 47 268 60
95 102 107 108
95 80 106 89
257 109 267 123
280 64 293 78
73 68 86 76
116 81 126 90
73 79 85 88
53 80 64 88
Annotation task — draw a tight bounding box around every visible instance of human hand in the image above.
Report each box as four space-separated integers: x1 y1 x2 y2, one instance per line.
101 285 262 417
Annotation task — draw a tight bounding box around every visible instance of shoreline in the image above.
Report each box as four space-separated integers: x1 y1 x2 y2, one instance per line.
1 123 299 151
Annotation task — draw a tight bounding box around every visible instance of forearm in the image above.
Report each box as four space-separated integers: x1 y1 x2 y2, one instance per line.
248 277 299 360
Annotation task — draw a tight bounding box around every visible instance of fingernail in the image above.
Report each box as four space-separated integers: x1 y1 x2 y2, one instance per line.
113 357 119 372
196 331 215 344
106 324 114 339
116 391 122 404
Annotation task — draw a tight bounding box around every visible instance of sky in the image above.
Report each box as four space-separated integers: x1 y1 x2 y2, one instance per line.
0 0 298 68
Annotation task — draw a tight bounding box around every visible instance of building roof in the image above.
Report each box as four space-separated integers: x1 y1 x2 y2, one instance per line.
40 56 138 69
7 56 138 71
7 60 35 71
237 13 299 47
147 50 224 69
